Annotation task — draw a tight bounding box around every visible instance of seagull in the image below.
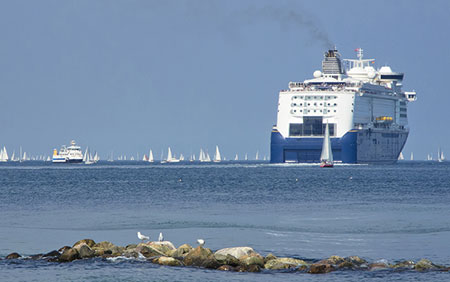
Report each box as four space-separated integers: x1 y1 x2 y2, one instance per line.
197 239 205 247
137 231 150 242
158 232 164 242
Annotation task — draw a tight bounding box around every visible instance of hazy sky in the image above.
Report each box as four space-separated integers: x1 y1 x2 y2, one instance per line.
0 0 448 160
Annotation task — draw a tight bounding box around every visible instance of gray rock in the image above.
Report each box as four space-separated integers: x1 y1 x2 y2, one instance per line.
59 248 79 262
183 246 220 269
214 247 258 260
214 253 240 266
155 256 183 266
78 245 95 259
264 257 307 270
73 239 96 248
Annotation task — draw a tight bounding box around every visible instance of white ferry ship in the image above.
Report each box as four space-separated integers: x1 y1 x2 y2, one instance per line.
270 48 417 164
52 140 84 163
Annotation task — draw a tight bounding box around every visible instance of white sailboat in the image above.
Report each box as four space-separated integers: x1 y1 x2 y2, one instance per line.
427 154 432 161
244 153 248 161
93 152 99 163
320 123 334 167
142 154 148 161
205 151 211 162
199 148 210 162
163 147 180 163
255 151 259 161
438 148 445 162
148 150 154 163
398 152 404 160
234 154 238 161
410 152 414 161
84 148 94 164
0 146 9 162
213 146 221 162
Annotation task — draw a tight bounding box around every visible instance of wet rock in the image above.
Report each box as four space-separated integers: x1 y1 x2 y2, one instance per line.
73 239 96 248
214 253 240 266
183 246 220 269
122 249 140 258
136 244 166 258
59 248 79 262
393 260 415 269
239 254 265 268
58 246 71 253
43 250 60 258
235 264 261 272
6 253 21 259
309 263 335 274
30 254 43 260
214 247 258 260
217 265 234 271
264 257 307 270
345 256 367 266
326 255 345 265
415 259 438 271
155 256 183 267
92 241 115 251
264 253 277 263
78 245 95 259
171 244 193 258
338 261 356 269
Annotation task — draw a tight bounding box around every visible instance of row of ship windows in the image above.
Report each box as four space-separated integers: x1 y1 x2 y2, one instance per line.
400 107 407 112
291 102 337 107
291 109 337 114
292 95 337 101
400 113 407 118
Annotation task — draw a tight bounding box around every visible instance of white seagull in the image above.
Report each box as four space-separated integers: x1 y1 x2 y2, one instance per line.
197 239 205 247
137 231 150 242
158 232 164 242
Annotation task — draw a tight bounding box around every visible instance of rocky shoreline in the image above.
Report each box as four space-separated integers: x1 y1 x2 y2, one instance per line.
3 239 450 274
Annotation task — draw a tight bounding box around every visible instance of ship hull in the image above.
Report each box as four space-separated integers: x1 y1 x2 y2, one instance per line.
270 129 408 164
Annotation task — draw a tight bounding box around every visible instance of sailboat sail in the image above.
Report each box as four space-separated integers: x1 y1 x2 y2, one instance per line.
410 152 414 161
149 150 154 162
320 123 333 166
235 154 238 161
214 146 221 162
398 152 404 160
167 147 173 162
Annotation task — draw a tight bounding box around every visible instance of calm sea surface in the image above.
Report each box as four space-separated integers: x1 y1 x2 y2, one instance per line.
1 161 449 281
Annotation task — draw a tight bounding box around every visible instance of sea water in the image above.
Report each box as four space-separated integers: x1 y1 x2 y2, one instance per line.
0 161 449 281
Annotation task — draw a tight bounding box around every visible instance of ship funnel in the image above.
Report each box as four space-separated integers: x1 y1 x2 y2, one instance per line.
322 49 343 75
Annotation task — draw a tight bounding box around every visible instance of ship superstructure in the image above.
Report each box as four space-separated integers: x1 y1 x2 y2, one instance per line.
52 140 84 163
270 48 417 163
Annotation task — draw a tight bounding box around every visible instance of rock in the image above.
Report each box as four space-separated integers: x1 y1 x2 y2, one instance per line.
78 245 95 259
136 244 166 258
59 248 79 262
6 253 21 259
73 239 96 248
415 259 437 271
214 247 258 260
338 261 356 269
214 254 240 267
58 246 71 253
148 241 176 255
327 255 345 265
155 256 183 267
92 241 116 251
43 250 61 258
264 253 277 263
94 249 105 257
345 256 367 266
264 257 307 270
235 264 261 272
183 246 220 269
369 262 390 270
30 254 43 260
126 244 137 250
239 254 265 267
309 263 335 274
217 265 234 271
92 241 124 256
171 244 193 258
393 260 415 269
123 249 140 258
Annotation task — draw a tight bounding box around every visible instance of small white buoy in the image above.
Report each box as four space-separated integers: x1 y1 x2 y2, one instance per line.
158 232 164 242
295 178 299 182
197 239 205 247
178 178 182 182
137 231 150 242
349 176 353 180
